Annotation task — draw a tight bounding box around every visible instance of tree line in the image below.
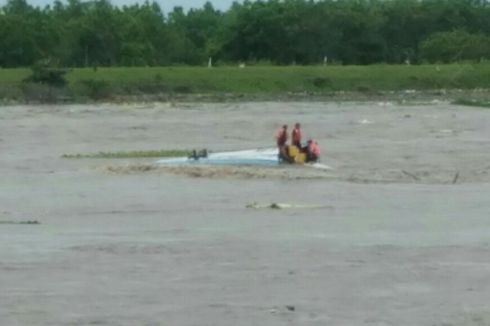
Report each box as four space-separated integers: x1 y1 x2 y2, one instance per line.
1 0 490 67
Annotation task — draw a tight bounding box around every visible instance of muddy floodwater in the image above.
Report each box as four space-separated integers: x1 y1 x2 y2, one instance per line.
1 101 490 325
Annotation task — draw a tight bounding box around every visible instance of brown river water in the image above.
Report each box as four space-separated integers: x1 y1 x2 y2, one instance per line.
1 101 490 325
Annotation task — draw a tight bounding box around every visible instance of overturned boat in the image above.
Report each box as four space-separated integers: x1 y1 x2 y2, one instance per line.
156 147 332 170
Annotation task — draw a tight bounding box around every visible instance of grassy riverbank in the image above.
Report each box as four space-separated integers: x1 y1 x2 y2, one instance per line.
2 64 490 103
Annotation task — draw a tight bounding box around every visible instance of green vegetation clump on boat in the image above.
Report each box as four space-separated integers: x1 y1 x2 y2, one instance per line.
62 149 191 159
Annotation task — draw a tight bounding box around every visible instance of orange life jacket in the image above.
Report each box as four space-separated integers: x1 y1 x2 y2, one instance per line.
292 128 301 146
276 128 288 146
309 142 320 157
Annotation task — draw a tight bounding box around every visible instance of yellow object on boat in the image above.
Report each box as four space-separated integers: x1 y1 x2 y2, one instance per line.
288 145 299 157
295 152 306 164
288 145 306 164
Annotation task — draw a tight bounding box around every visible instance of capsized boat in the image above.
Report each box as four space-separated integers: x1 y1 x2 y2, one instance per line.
156 148 278 166
156 147 332 170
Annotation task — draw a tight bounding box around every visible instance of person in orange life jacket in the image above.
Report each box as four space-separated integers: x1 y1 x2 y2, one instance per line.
291 122 302 148
276 124 288 146
306 139 320 162
275 124 290 161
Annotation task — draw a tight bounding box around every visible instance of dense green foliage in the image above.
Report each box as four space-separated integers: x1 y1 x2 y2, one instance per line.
2 0 490 67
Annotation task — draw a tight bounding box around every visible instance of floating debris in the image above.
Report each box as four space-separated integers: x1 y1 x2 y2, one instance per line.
246 202 333 210
402 170 420 181
285 305 296 312
0 220 41 225
452 171 460 184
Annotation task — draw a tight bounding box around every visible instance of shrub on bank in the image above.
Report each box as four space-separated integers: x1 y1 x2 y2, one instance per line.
71 79 113 100
23 64 68 87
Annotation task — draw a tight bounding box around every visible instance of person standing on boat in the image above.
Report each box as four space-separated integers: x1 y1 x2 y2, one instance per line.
306 139 320 162
275 124 289 161
291 123 302 148
276 124 288 147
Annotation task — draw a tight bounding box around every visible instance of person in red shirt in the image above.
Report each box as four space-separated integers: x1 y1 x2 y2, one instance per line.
275 125 290 162
291 122 302 148
306 139 321 162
